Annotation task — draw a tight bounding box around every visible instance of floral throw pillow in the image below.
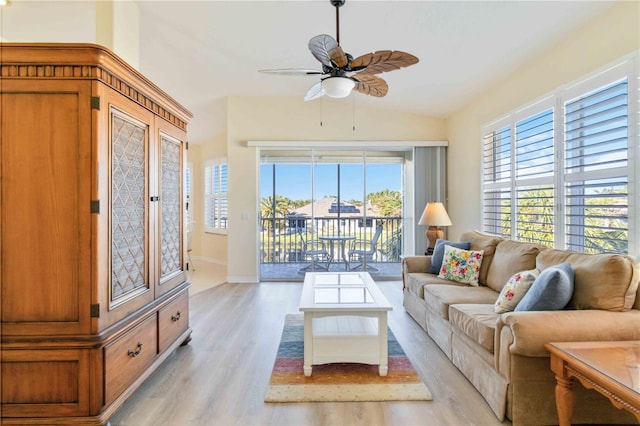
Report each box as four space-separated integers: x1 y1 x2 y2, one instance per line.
437 245 484 286
494 269 540 313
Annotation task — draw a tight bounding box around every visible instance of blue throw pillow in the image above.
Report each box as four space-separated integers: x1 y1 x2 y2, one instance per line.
515 262 574 311
428 239 471 274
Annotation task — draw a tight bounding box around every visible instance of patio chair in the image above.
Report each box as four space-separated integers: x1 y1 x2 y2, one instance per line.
298 231 332 272
348 224 383 272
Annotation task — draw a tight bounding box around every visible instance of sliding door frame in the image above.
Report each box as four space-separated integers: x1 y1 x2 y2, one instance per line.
250 140 448 280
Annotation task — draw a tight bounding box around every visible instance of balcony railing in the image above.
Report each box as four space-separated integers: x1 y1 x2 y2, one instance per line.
259 216 402 264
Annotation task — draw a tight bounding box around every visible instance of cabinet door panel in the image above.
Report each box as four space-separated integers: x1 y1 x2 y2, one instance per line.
94 86 155 331
160 134 182 278
0 80 91 336
110 111 149 304
155 117 188 296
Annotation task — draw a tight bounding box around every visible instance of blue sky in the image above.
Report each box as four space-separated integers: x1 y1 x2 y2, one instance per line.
260 163 401 201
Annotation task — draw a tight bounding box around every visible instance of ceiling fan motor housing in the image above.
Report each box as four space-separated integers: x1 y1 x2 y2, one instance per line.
330 0 345 7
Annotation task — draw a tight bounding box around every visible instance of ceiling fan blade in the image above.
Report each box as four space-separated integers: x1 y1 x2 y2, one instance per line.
351 50 419 75
259 68 323 75
352 74 388 97
308 34 347 68
304 81 325 101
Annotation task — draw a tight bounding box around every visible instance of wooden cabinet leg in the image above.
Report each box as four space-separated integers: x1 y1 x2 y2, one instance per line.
555 375 575 426
180 332 192 346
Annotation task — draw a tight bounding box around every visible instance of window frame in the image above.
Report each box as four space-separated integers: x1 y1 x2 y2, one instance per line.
481 55 639 258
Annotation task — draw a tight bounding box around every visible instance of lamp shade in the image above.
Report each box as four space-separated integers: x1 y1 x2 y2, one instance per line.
418 202 452 227
322 77 355 98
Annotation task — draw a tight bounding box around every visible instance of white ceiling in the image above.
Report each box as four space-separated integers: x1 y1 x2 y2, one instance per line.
134 0 615 143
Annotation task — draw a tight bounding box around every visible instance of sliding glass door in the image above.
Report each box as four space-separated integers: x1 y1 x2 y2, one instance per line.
259 148 406 281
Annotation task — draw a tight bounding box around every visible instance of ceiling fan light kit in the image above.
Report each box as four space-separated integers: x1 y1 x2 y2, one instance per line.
259 0 418 102
322 76 355 98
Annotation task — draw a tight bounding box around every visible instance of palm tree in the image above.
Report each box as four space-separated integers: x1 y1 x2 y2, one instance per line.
260 195 291 231
367 189 402 218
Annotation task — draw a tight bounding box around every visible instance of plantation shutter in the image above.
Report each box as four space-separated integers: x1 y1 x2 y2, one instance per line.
564 79 628 253
204 161 228 232
514 109 555 246
482 126 512 238
217 164 228 229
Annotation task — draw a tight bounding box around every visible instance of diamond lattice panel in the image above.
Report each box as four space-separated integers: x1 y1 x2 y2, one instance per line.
111 115 147 300
161 136 181 276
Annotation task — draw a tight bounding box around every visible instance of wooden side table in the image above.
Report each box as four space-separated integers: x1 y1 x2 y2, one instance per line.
545 341 640 426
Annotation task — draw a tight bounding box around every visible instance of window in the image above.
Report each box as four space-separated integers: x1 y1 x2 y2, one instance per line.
482 57 638 256
482 125 511 238
564 79 629 253
204 159 228 233
514 109 555 246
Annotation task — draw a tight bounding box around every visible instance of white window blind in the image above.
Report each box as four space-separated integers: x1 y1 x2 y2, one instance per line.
564 79 628 253
483 188 512 237
515 109 554 246
482 126 511 238
481 57 637 257
204 160 228 232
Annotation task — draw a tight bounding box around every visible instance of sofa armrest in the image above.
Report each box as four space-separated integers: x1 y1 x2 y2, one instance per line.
402 256 432 274
499 309 640 357
402 256 433 289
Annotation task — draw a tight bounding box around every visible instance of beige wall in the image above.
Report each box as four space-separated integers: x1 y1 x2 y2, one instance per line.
446 1 640 241
192 133 229 265
225 96 446 282
0 0 96 42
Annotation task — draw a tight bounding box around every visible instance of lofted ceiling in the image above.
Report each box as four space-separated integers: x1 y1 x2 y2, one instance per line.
134 0 615 143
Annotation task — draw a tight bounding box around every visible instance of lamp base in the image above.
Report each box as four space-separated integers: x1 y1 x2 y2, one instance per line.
425 226 444 251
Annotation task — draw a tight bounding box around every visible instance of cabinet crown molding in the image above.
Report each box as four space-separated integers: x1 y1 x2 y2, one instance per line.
0 42 193 130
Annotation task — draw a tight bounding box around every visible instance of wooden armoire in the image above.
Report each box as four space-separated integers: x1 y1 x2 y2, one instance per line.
0 43 193 424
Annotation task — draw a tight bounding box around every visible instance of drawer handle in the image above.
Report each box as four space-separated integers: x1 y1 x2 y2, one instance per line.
171 311 181 322
127 341 143 358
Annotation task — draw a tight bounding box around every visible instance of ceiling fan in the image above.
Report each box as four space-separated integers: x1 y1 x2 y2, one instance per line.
259 0 419 101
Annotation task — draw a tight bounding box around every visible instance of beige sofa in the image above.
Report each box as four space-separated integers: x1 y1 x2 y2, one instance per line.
402 230 640 425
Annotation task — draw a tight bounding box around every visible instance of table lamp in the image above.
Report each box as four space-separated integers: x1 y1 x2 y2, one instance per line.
418 202 452 251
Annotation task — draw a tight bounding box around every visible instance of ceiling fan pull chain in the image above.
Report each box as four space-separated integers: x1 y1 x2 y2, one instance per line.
352 93 356 131
320 96 324 127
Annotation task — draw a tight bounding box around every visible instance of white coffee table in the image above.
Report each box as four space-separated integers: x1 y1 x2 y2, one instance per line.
299 272 393 376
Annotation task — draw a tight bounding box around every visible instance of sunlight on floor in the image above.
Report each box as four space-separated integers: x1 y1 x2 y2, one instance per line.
187 260 227 295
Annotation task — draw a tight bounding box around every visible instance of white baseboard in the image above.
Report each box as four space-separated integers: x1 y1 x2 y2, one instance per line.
226 276 259 284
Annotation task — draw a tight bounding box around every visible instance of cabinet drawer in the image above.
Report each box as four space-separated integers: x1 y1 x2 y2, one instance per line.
158 292 189 353
1 348 91 418
104 315 157 405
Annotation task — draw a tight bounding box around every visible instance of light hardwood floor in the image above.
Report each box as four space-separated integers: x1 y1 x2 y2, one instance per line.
108 278 510 426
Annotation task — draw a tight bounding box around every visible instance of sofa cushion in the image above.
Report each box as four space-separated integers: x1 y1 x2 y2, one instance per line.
438 245 484 286
494 269 540 313
423 284 499 320
404 273 460 299
428 239 471 274
449 304 499 353
536 249 640 312
515 263 574 311
459 230 503 286
486 240 545 292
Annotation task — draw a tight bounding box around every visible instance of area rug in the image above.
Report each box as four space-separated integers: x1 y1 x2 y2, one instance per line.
265 314 432 402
